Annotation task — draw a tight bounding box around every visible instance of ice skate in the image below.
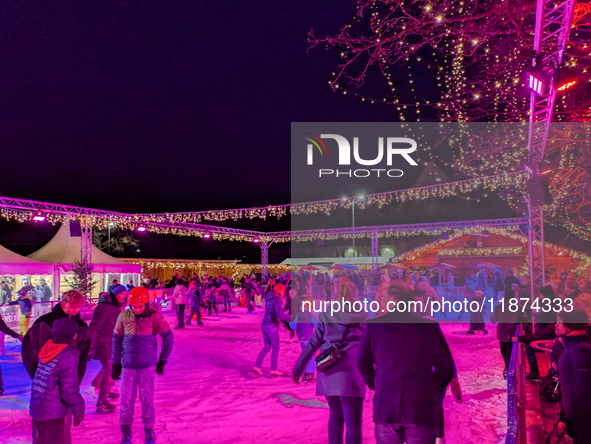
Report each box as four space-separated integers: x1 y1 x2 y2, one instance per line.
253 366 263 376
97 400 116 413
85 386 99 398
145 428 156 444
270 370 283 377
121 425 132 443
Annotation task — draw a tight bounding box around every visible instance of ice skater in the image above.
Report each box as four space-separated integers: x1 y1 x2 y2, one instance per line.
218 278 232 312
289 295 317 382
253 283 292 377
87 284 128 412
112 287 174 444
467 290 487 334
186 281 204 325
29 318 85 444
205 287 218 315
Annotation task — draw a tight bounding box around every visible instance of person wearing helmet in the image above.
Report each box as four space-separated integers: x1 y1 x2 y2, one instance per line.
112 286 174 444
87 284 128 412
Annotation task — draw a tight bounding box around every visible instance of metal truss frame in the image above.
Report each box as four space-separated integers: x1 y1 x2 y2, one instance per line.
527 0 576 302
270 218 527 241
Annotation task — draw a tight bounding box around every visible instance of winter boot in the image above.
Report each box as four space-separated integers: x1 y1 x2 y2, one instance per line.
97 400 116 413
145 428 156 444
121 425 132 443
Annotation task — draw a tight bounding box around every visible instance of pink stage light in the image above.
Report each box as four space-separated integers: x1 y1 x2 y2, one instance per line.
137 226 147 232
33 215 46 221
204 233 211 238
253 238 260 243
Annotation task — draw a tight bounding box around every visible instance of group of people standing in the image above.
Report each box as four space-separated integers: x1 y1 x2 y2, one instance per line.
169 273 234 329
253 276 460 444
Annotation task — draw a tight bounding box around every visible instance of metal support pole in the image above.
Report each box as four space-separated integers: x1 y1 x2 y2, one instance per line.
526 0 576 303
352 203 355 250
80 217 93 297
260 240 273 283
371 233 379 277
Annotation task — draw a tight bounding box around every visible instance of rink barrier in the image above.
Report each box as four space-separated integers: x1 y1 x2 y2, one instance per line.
505 325 526 444
0 291 177 332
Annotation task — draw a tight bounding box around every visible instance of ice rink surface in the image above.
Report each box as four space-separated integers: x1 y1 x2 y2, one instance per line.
0 308 506 444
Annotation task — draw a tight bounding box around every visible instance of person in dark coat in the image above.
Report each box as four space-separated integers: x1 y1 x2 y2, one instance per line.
253 283 292 377
0 313 23 396
555 309 591 444
22 290 89 382
514 285 557 380
37 278 52 302
9 288 33 334
467 290 487 334
30 317 85 444
490 289 521 379
87 284 128 411
357 281 454 444
504 270 520 293
293 281 368 444
0 281 13 305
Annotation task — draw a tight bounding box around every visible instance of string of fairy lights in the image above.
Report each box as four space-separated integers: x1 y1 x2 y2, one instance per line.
391 226 591 264
0 171 525 234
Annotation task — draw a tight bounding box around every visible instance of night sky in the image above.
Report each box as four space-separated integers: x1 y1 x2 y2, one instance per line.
3 2 581 263
0 1 403 262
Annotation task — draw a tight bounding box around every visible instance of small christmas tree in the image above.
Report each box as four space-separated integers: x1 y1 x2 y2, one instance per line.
65 258 96 299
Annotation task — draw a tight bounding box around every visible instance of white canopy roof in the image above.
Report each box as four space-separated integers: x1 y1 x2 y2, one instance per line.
28 224 142 274
0 243 54 275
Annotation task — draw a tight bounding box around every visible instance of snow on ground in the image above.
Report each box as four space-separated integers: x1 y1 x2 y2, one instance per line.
0 308 507 444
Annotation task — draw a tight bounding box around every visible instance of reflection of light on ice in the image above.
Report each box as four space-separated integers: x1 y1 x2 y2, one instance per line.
0 314 506 443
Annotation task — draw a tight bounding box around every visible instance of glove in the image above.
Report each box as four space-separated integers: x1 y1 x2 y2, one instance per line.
156 360 166 375
112 364 122 380
73 415 84 427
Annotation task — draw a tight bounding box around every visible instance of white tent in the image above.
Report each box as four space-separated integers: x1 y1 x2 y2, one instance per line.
28 224 142 296
28 224 141 274
0 244 54 275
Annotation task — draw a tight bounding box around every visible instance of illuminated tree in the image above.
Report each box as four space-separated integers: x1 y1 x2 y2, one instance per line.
310 0 591 238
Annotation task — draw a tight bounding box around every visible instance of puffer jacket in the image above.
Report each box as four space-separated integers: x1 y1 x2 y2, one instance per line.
22 303 90 382
112 307 173 369
88 292 124 361
262 291 291 327
30 342 84 421
187 289 204 309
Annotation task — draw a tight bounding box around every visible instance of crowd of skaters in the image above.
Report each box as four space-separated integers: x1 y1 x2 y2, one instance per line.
0 266 590 443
